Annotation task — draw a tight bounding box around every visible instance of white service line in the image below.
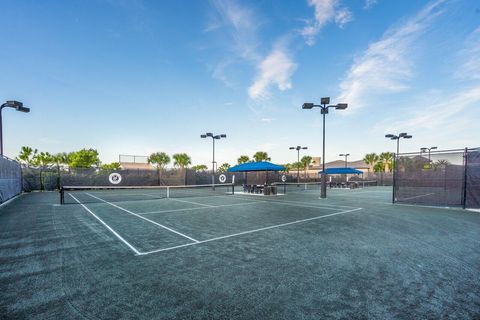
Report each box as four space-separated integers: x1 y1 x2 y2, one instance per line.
400 193 435 201
138 207 363 255
86 193 200 243
168 198 214 207
227 194 356 210
68 193 141 255
138 201 259 215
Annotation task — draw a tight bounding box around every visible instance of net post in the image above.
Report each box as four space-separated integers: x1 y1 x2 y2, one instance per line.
60 187 64 205
167 186 170 198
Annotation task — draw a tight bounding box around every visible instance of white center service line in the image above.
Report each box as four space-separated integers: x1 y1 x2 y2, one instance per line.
85 193 200 243
138 207 363 255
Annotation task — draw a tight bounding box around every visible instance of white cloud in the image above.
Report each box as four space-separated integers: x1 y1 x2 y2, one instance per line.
301 0 353 45
261 118 275 122
382 86 480 132
337 0 446 110
207 0 261 86
455 27 480 81
364 0 378 9
248 44 297 100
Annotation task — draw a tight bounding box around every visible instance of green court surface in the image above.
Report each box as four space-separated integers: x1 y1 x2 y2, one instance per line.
1 187 479 319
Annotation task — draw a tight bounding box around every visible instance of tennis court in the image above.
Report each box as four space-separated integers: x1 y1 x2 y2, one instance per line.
1 185 480 319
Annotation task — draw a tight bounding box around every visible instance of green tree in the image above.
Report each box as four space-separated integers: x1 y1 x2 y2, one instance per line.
32 152 54 191
148 152 170 185
363 153 379 174
172 153 191 169
217 163 231 173
16 146 38 167
253 151 270 162
282 163 292 174
52 153 69 189
191 164 208 172
68 149 100 168
100 162 122 171
373 161 385 173
432 159 450 171
301 155 313 179
379 152 393 173
237 155 250 164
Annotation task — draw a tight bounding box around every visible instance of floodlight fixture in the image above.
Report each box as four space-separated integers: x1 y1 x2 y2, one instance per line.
302 103 314 109
301 96 348 198
385 134 395 138
289 145 308 184
1 100 29 156
399 132 407 137
201 132 227 186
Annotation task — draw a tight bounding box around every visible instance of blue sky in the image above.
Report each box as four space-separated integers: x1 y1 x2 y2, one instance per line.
1 0 479 167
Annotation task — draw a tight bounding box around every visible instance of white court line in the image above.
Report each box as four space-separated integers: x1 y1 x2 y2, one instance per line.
400 193 435 201
227 194 357 210
68 193 141 255
138 201 259 215
386 202 463 211
138 207 363 255
168 198 214 208
86 193 200 243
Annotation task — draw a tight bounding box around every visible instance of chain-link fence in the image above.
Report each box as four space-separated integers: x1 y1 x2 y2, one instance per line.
393 148 479 208
0 156 22 203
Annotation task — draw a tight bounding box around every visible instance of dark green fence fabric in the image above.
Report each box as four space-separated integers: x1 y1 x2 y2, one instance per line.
0 156 22 203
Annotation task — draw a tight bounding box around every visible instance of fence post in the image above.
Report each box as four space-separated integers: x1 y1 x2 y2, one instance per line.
462 147 468 209
392 152 396 204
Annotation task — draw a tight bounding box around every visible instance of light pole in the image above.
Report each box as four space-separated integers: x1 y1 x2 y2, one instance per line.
201 132 226 187
302 97 348 198
386 132 412 203
339 153 350 168
1 100 30 156
289 145 308 184
420 146 437 164
385 133 413 156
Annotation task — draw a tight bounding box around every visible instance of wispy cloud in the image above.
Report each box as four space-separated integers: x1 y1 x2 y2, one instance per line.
206 0 261 86
364 0 378 9
301 0 353 45
455 26 480 81
381 86 480 132
248 42 297 100
337 0 446 110
261 118 275 123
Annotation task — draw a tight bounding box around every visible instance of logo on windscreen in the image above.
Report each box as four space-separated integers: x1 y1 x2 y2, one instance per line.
109 173 122 185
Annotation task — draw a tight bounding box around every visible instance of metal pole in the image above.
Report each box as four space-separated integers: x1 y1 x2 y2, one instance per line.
392 152 396 204
297 148 300 184
321 107 327 198
212 137 215 187
396 138 400 158
462 147 468 209
0 105 4 156
344 155 347 168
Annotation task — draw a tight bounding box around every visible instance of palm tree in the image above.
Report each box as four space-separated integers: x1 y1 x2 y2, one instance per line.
148 152 171 185
191 164 208 172
363 153 379 175
52 152 69 189
379 152 393 172
237 155 250 164
218 163 231 173
33 152 53 191
433 159 450 171
16 146 38 167
253 151 270 162
301 155 313 180
173 153 191 184
172 153 191 169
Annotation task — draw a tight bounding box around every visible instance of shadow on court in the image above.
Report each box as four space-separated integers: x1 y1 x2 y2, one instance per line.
1 188 479 319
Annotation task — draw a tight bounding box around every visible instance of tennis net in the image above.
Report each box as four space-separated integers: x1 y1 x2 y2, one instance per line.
60 183 235 204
